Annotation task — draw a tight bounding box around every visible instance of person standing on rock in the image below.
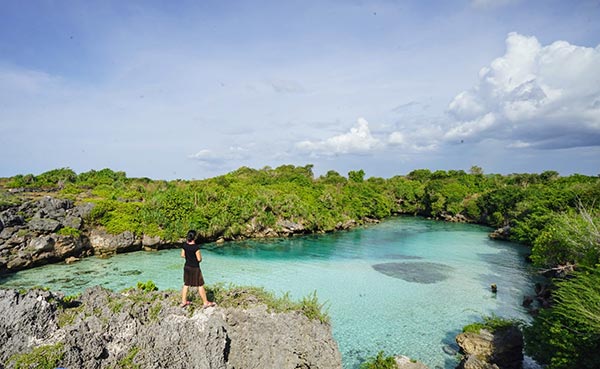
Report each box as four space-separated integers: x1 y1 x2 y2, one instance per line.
181 230 216 308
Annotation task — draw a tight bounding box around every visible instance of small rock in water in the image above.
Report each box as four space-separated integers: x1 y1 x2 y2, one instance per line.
442 344 458 356
65 256 80 264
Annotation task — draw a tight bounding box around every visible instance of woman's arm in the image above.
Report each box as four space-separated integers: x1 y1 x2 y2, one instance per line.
195 249 202 263
181 249 185 258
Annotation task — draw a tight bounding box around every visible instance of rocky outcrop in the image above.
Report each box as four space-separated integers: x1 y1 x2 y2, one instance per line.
440 212 469 223
456 326 523 369
0 196 93 274
0 287 342 369
488 226 511 241
89 229 140 257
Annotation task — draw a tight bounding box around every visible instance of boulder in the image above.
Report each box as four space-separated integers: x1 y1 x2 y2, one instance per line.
0 208 24 227
28 217 62 233
460 355 499 369
456 326 523 369
65 256 80 264
28 235 56 254
142 234 162 248
0 226 16 240
277 219 305 235
395 355 430 369
6 255 31 270
489 226 510 240
54 234 87 257
69 202 95 219
63 215 83 230
336 219 356 230
90 230 140 256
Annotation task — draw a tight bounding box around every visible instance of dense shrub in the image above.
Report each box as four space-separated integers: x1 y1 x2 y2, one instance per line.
525 268 600 369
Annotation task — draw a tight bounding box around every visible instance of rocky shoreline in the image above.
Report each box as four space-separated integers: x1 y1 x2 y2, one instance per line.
0 192 504 276
0 194 382 275
0 286 342 369
0 284 530 369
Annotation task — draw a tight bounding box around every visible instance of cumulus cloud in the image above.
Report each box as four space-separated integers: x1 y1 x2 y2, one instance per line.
446 32 600 149
188 146 248 165
296 117 381 155
388 125 442 152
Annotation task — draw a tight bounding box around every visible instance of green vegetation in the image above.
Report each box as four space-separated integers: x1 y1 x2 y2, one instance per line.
462 315 520 334
206 284 330 323
136 280 158 292
57 226 82 237
3 165 600 367
360 351 398 369
117 346 140 369
3 166 598 272
525 267 600 369
8 343 64 369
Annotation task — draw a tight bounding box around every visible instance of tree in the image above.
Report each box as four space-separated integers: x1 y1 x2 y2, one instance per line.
469 165 484 175
348 169 365 183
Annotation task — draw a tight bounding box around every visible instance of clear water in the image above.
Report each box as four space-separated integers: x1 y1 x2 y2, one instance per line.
0 217 535 369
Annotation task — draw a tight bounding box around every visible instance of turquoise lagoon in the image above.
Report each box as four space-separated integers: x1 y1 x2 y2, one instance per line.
0 217 536 369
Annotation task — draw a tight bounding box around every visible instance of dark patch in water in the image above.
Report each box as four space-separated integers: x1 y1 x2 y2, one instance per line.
120 270 142 276
372 262 454 284
383 253 423 260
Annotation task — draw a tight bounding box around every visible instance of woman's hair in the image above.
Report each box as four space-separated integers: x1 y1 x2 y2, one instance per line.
186 230 197 243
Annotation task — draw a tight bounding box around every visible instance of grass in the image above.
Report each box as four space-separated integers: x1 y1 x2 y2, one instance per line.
117 346 140 369
462 315 521 334
206 283 330 323
8 343 64 369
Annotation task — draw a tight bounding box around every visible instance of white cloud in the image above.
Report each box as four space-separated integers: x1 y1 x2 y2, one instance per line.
188 146 249 165
296 117 382 155
446 32 600 149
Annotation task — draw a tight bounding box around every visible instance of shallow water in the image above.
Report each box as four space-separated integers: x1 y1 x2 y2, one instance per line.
0 217 535 369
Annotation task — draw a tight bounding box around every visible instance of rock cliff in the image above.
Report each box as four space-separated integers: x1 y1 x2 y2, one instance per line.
0 286 342 369
455 325 523 369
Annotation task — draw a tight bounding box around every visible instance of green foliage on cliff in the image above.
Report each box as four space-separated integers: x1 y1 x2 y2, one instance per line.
525 267 600 369
462 315 520 334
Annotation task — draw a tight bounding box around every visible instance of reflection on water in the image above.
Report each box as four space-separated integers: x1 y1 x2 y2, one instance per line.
0 217 535 369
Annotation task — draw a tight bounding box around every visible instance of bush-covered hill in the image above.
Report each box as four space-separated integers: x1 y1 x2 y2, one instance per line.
2 165 599 369
1 165 598 269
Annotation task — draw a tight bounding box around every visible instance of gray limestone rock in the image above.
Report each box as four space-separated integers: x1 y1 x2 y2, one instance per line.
90 230 139 256
63 215 83 230
28 217 62 233
28 235 56 254
0 286 343 369
0 208 24 227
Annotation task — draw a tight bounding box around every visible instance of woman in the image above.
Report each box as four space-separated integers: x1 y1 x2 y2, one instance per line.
181 230 216 308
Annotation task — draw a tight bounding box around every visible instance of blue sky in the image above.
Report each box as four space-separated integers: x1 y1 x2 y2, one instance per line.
1 0 599 180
